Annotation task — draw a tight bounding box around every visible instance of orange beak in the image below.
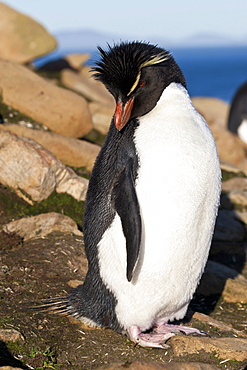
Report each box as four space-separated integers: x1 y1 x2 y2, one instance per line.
114 98 135 131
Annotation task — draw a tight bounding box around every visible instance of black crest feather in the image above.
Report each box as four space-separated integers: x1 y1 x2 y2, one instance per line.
91 41 186 96
91 41 172 96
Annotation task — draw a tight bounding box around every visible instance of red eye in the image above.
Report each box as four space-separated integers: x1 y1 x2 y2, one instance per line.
139 81 146 88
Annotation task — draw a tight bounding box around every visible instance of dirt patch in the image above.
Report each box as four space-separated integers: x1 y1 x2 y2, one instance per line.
0 184 246 369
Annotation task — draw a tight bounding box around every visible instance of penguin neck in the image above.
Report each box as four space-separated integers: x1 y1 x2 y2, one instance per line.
136 82 191 131
154 82 190 109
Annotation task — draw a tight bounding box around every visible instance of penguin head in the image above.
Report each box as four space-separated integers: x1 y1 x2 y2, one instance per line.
92 41 186 131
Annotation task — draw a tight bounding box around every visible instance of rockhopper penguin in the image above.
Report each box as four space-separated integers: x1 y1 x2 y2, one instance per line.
228 81 247 144
54 41 221 348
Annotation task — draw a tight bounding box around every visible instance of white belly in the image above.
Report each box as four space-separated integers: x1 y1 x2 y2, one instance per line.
237 119 247 144
97 83 221 331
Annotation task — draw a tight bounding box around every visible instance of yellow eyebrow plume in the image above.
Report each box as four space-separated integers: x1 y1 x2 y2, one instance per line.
127 52 170 96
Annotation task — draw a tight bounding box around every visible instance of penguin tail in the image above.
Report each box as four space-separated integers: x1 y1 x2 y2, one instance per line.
27 296 69 316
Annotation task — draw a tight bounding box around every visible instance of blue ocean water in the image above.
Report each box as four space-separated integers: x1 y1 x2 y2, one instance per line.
35 46 247 103
171 46 247 103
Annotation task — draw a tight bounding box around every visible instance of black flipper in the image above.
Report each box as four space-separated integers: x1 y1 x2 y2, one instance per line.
112 159 142 282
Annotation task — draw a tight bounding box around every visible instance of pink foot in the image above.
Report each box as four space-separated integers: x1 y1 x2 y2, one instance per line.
127 325 174 348
154 322 207 336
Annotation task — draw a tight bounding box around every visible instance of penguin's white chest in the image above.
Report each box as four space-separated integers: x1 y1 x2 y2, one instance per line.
237 119 247 144
97 83 221 331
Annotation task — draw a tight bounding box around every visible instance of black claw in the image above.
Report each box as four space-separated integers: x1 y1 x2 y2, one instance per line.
200 330 210 337
180 330 187 335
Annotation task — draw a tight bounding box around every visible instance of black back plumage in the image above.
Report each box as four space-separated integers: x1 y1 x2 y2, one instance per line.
228 81 247 134
67 118 141 331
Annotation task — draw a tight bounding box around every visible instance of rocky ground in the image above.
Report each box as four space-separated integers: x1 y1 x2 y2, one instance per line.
0 169 247 370
0 2 247 369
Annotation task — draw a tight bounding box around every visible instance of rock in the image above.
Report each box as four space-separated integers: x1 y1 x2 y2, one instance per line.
89 102 114 134
222 177 247 208
0 130 88 203
192 97 229 128
0 367 24 370
197 260 238 296
235 211 247 224
29 139 89 201
214 210 246 242
222 277 247 303
38 54 91 72
61 69 115 107
0 124 100 171
220 193 233 210
0 59 92 138
0 131 55 203
55 166 88 199
239 158 247 173
156 364 217 370
198 260 247 299
38 58 76 72
67 280 84 288
192 95 247 168
80 66 114 97
77 67 115 134
221 161 247 176
2 212 82 240
170 336 247 361
210 240 246 258
222 177 247 192
0 3 57 64
65 53 91 70
96 361 217 370
190 97 247 169
210 124 246 167
0 328 24 342
206 260 241 280
192 312 247 337
227 190 247 207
